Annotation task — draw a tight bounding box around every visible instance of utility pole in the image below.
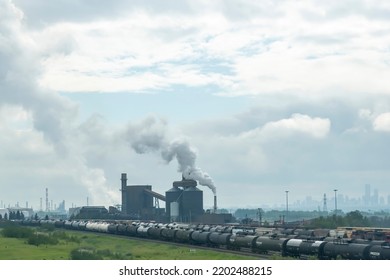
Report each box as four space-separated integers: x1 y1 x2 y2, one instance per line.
334 189 338 215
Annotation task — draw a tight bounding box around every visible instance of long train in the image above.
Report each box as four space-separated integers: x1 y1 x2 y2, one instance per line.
21 219 390 260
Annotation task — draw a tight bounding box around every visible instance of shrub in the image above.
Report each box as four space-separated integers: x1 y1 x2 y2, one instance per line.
52 231 80 243
1 225 34 238
41 223 56 232
70 248 103 260
27 233 59 246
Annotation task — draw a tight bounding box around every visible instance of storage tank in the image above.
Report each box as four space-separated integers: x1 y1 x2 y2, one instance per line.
165 187 183 221
170 201 179 222
181 186 203 222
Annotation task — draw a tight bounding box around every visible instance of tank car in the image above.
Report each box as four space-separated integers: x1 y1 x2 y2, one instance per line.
292 240 327 259
369 245 390 260
321 242 371 260
71 221 80 230
253 236 288 254
78 221 87 230
86 222 96 231
228 234 258 251
64 220 74 230
175 229 194 243
107 224 118 234
296 230 315 240
54 220 65 228
136 226 150 237
202 225 211 232
190 231 211 245
160 228 177 241
284 239 302 257
208 232 232 248
148 227 163 240
126 225 139 236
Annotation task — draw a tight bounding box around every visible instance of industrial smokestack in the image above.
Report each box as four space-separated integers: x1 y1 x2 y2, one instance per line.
213 195 217 213
121 173 127 189
121 173 128 214
45 188 49 212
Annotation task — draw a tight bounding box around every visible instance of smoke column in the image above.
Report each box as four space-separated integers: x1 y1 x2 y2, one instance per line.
124 117 216 194
162 139 216 195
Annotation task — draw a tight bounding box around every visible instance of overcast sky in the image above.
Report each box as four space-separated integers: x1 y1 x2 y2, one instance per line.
1 0 390 211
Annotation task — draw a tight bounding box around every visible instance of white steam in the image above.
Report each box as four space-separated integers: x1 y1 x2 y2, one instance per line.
162 139 216 195
124 117 216 195
0 0 118 206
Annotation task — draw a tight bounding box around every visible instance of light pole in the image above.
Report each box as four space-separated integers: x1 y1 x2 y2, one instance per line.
285 190 289 223
334 189 338 215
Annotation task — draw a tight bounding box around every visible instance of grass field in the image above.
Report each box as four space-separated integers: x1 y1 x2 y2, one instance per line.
0 228 257 260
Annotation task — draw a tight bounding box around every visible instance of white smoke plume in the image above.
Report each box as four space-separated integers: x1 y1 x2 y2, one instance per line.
0 0 118 206
124 117 217 194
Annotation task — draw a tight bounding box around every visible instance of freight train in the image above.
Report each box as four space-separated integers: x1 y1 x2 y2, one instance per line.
21 219 390 260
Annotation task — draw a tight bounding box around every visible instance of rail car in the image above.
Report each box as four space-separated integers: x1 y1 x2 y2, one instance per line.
18 219 390 260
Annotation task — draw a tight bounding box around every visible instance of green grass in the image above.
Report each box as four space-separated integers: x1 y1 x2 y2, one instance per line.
0 229 257 260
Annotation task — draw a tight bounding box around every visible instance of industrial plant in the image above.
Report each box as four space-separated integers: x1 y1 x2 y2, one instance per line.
119 173 233 224
0 172 233 224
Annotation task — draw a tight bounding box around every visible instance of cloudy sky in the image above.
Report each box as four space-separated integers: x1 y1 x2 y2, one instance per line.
1 0 390 211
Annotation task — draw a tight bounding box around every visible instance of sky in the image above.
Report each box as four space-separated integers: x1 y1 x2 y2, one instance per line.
1 0 390 211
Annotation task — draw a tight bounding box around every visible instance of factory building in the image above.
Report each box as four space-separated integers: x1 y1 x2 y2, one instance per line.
166 177 204 223
121 173 165 220
120 173 233 224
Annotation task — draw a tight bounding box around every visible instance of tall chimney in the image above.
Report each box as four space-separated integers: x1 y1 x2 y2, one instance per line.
45 188 49 212
121 173 128 214
121 173 127 189
213 195 217 213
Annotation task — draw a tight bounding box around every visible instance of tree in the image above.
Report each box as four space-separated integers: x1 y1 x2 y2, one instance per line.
345 210 369 227
4 213 8 220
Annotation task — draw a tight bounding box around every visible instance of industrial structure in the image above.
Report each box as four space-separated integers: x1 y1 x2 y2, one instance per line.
166 177 203 222
120 173 165 220
120 173 233 223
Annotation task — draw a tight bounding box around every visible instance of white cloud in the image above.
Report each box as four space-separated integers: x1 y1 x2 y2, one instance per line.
262 114 331 138
373 112 390 132
27 0 390 99
241 114 331 139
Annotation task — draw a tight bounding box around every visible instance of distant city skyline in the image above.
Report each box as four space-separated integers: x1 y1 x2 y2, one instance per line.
1 183 390 213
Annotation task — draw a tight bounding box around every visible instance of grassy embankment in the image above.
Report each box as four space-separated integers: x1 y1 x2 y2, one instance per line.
0 224 257 260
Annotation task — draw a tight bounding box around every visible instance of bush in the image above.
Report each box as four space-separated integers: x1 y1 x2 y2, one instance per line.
69 247 126 260
1 225 34 238
41 223 56 232
52 231 80 243
70 248 103 260
27 234 59 246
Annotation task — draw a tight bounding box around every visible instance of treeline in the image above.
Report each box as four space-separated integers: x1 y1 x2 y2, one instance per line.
311 210 390 228
234 208 327 224
233 208 390 228
0 211 26 220
310 211 369 228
